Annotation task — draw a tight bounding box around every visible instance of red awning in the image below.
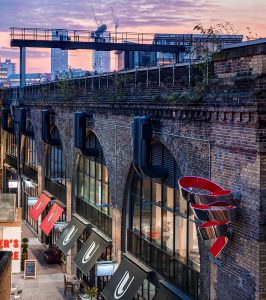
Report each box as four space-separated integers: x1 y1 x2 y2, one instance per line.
29 193 51 222
40 203 64 236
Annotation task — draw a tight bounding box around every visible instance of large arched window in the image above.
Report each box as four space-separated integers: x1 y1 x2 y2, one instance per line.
24 123 37 169
76 132 111 215
45 127 66 186
75 132 112 236
6 118 17 158
128 142 200 299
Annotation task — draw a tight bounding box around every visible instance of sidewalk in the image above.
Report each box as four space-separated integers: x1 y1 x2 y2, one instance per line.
11 222 77 300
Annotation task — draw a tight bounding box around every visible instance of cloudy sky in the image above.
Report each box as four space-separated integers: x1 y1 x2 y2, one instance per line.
0 0 265 73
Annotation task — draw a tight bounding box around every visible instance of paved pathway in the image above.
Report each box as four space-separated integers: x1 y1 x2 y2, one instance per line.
11 222 78 300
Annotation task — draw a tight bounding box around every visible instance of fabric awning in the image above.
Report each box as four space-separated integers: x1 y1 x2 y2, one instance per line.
73 229 110 275
101 255 150 300
153 280 191 300
56 215 87 254
40 202 64 235
29 193 51 221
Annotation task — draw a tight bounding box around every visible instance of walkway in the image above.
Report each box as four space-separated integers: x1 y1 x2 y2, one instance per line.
12 222 77 300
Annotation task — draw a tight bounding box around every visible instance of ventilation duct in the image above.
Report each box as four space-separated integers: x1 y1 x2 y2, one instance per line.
74 112 98 156
1 108 14 134
133 116 167 178
41 110 60 146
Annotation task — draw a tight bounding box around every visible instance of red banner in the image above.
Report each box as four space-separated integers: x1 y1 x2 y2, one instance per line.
40 203 64 236
29 193 51 222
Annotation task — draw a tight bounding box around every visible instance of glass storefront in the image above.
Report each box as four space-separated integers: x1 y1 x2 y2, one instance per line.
75 132 112 237
45 127 66 187
22 182 39 235
128 142 200 299
22 122 39 234
44 126 66 246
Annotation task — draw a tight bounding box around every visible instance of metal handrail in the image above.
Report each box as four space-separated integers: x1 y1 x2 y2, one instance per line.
9 27 187 46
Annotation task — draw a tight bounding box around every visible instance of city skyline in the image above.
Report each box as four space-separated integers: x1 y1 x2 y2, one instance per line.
0 0 265 73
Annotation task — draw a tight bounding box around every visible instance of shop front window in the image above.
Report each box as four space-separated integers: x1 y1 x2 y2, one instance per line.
128 142 200 275
6 119 17 158
76 132 111 217
45 127 66 186
24 123 38 169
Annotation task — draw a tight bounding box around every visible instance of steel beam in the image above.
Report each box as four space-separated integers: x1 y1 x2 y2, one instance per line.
12 40 184 53
19 47 26 88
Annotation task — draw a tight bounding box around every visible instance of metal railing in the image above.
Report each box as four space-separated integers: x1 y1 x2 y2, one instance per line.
10 27 187 46
127 229 201 299
45 176 66 204
2 62 207 106
5 154 17 169
22 163 38 183
75 196 112 238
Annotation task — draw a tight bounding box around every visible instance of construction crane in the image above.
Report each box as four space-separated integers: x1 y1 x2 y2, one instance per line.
111 7 119 40
91 6 101 28
90 6 107 40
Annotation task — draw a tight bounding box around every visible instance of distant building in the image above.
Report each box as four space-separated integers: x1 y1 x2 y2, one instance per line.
117 50 157 70
0 58 16 84
51 30 68 79
7 73 51 87
154 34 243 64
0 66 7 83
1 59 16 77
92 32 110 74
116 34 243 70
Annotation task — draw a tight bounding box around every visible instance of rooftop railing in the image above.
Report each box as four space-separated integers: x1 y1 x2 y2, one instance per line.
10 27 188 46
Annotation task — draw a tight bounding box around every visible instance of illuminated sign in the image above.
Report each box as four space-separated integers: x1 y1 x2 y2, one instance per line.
8 180 18 188
96 261 116 276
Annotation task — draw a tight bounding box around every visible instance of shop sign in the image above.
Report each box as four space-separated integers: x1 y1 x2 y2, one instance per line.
96 261 116 276
0 226 21 273
8 180 18 188
27 197 38 206
24 259 37 279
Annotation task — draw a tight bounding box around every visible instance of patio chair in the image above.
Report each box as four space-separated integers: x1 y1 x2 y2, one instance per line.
13 288 23 299
64 274 74 295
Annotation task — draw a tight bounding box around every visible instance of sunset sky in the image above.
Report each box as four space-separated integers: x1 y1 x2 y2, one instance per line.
0 0 265 73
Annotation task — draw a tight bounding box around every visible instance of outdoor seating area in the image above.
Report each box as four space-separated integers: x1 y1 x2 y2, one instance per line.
64 274 101 299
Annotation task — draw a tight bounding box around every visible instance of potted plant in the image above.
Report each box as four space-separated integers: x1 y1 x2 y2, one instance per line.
60 253 67 273
85 287 98 300
21 237 29 271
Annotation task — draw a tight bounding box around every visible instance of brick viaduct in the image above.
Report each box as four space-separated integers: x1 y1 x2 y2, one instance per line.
1 40 266 299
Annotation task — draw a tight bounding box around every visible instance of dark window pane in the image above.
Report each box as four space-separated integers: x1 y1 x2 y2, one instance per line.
142 178 151 200
151 204 161 246
162 210 174 252
152 182 162 205
188 220 200 271
141 200 151 239
175 216 187 262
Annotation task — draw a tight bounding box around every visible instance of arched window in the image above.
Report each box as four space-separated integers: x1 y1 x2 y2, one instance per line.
24 123 38 169
128 142 200 298
6 118 16 158
45 127 66 186
76 132 111 214
75 132 112 236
